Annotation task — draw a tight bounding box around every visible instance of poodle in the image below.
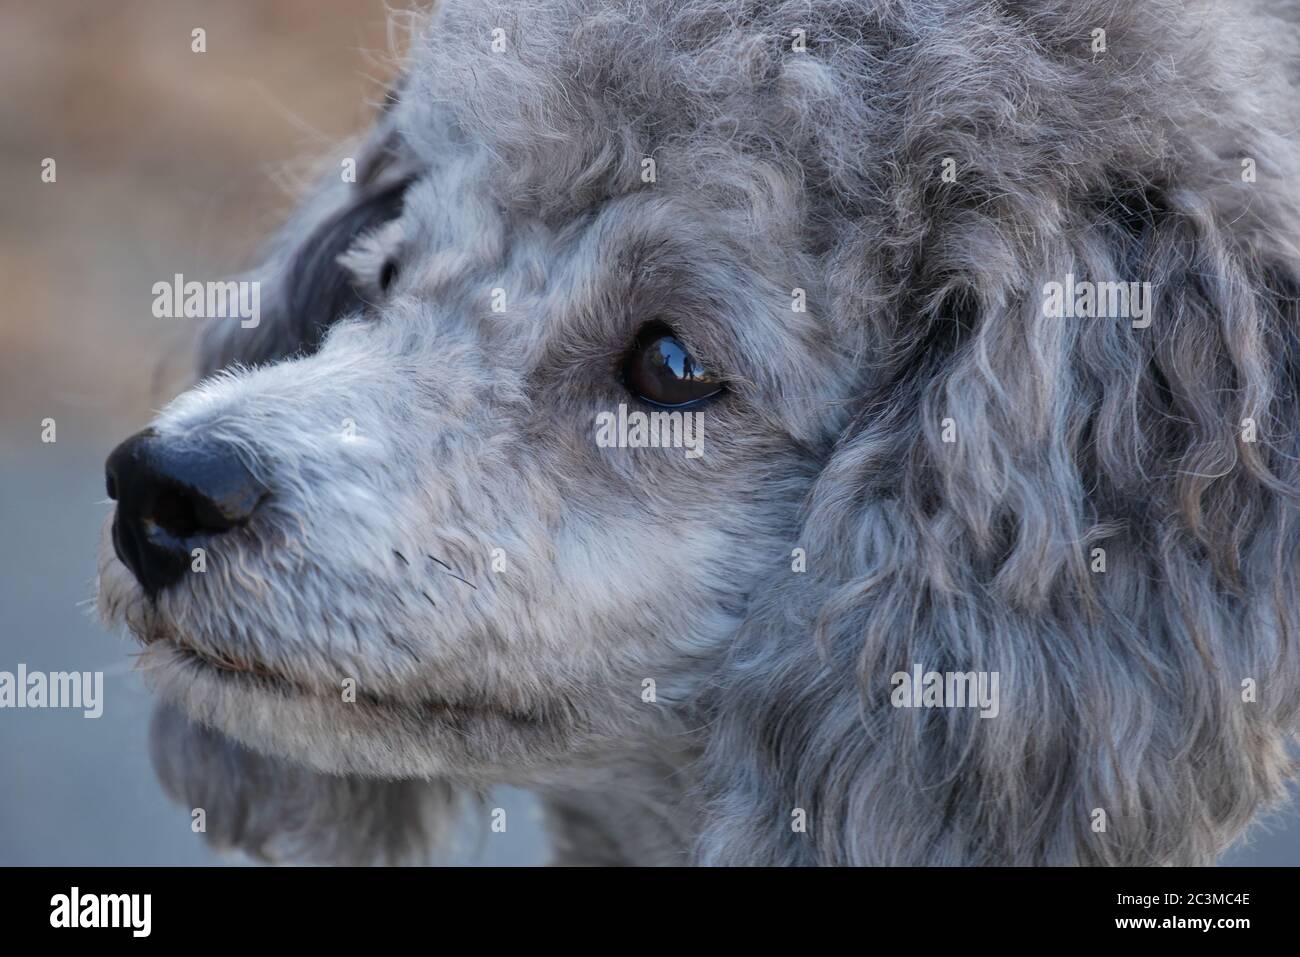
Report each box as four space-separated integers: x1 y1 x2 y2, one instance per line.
98 0 1300 865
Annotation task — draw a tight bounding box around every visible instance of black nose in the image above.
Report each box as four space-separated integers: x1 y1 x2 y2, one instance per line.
105 428 267 598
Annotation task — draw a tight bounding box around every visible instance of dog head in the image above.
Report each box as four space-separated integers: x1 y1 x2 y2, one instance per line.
100 0 855 792
99 0 1300 864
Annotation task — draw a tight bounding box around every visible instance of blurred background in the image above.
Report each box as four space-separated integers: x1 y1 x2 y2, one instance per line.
0 0 1295 866
0 0 545 865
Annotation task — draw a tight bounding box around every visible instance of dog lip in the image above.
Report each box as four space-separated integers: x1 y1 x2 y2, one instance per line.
165 639 541 725
172 640 290 685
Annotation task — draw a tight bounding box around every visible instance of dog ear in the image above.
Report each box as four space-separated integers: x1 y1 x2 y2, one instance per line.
149 703 468 865
698 63 1300 869
700 215 1300 867
197 105 421 376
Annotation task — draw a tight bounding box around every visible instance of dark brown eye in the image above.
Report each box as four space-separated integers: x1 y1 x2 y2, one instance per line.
623 325 723 407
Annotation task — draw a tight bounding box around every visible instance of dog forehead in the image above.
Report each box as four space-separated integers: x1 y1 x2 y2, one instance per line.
396 0 808 223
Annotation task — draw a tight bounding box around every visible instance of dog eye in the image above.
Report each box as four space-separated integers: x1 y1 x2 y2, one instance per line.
623 325 723 407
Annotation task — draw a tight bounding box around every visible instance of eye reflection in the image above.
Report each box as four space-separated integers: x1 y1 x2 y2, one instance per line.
624 325 723 407
651 336 694 380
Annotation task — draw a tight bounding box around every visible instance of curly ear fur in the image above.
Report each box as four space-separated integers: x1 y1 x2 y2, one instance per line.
697 0 1300 865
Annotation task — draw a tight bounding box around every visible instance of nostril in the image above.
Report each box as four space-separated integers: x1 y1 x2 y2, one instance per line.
104 428 268 596
148 485 204 540
136 445 268 538
145 476 266 539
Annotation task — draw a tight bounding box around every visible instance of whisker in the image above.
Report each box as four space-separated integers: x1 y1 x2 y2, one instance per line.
425 553 478 589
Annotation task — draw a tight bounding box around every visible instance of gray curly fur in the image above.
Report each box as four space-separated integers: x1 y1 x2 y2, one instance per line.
97 0 1300 865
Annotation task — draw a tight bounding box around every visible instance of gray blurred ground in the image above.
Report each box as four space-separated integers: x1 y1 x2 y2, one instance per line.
0 0 1295 867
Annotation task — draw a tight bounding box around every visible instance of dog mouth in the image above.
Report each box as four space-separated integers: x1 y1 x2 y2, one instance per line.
151 632 541 726
159 635 340 702
172 639 287 684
